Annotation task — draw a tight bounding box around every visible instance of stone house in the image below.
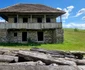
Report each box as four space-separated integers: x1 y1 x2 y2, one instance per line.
0 4 65 43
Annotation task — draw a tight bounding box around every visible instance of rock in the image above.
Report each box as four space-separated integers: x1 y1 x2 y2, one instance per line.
49 63 58 66
18 51 76 66
30 48 75 58
0 55 18 63
0 49 18 56
78 66 85 70
36 61 45 65
9 61 37 66
76 60 85 65
0 63 79 70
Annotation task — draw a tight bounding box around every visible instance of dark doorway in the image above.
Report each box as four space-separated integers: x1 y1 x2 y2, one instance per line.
22 32 27 41
37 32 43 41
37 18 42 23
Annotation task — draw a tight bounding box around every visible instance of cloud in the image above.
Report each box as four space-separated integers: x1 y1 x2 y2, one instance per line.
57 6 74 19
63 23 85 29
82 16 85 20
63 6 74 19
0 19 5 22
75 8 85 17
57 7 62 10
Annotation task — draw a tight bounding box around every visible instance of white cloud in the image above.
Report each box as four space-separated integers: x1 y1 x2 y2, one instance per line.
57 7 62 10
63 6 74 19
75 8 85 17
0 19 5 22
63 23 85 29
67 6 74 12
57 6 74 19
82 16 85 20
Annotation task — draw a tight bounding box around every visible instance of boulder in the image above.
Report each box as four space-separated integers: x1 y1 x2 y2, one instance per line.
0 63 79 70
0 55 18 63
18 51 76 66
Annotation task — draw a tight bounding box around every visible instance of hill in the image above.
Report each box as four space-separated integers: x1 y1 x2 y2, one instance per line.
37 28 85 51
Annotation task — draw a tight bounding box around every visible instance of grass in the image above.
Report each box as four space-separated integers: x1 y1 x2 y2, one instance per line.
0 28 85 51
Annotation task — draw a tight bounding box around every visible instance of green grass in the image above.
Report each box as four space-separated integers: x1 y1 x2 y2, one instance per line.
37 28 85 51
0 28 85 51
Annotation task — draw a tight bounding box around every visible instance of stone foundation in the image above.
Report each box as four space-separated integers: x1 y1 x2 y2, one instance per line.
0 29 64 43
0 29 8 43
55 29 64 43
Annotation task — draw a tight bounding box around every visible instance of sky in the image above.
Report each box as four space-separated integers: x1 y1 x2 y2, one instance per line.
0 0 85 29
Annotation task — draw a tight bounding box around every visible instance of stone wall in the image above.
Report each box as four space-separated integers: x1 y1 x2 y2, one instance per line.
0 29 63 43
44 30 53 43
28 31 37 42
55 29 64 43
7 29 55 43
7 30 37 43
0 29 8 42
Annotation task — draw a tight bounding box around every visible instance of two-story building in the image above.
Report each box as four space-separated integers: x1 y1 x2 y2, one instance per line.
0 4 65 43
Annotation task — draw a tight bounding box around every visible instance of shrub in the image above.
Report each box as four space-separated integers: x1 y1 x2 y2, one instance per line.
74 28 79 32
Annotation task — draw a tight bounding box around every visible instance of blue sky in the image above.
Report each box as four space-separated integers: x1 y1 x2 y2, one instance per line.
0 0 85 29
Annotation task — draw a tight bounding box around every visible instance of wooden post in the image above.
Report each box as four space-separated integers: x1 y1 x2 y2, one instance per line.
60 15 62 23
17 14 18 23
30 15 32 23
44 15 46 23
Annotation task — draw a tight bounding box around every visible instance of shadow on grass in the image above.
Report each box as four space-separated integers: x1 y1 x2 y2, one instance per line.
0 42 41 47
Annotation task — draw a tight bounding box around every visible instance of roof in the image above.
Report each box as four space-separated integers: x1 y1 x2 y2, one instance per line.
0 4 65 14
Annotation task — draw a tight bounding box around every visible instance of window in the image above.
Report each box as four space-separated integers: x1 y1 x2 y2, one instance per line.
37 18 42 23
14 17 17 23
46 18 51 23
14 33 17 37
23 18 28 23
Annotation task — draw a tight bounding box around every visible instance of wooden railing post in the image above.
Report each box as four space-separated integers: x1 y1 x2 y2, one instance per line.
30 15 32 23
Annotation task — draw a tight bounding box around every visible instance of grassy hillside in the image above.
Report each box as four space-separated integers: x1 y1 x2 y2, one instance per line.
0 28 85 51
37 28 85 51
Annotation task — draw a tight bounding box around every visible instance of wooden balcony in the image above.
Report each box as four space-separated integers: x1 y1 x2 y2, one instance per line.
0 23 62 29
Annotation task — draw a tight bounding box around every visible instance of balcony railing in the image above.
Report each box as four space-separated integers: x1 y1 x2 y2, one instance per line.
0 23 62 29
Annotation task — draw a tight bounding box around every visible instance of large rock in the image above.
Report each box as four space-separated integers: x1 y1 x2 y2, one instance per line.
0 55 18 63
18 51 76 66
0 63 79 70
30 48 75 58
78 66 85 70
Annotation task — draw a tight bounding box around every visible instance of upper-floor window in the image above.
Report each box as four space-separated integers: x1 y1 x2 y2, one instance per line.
14 17 17 23
23 18 28 23
46 18 51 23
37 18 42 23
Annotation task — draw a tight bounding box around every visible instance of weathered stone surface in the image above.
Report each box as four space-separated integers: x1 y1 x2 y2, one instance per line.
75 60 85 65
0 29 8 43
0 49 18 56
9 61 45 66
78 66 85 70
18 51 76 66
0 64 79 70
0 55 18 62
55 29 64 43
30 48 75 58
3 28 63 43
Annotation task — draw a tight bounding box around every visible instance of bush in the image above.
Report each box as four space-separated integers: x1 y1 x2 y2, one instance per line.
74 28 79 32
